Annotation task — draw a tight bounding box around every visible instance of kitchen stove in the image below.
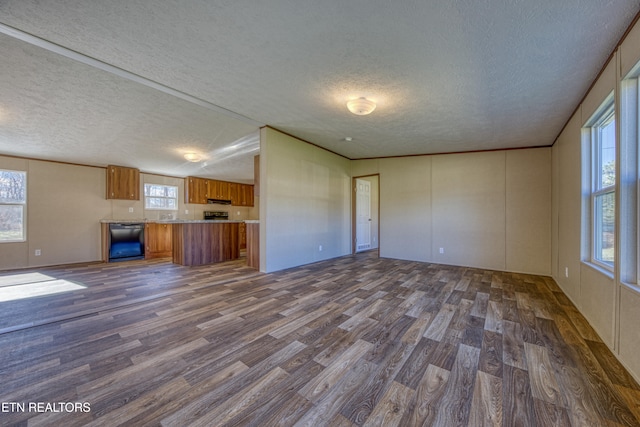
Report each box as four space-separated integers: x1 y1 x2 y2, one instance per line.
203 211 229 221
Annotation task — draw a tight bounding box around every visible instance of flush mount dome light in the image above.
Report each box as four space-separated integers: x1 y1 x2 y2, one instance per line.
184 152 202 162
347 97 376 115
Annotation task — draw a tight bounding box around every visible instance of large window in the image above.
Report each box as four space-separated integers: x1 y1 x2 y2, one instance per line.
0 170 26 242
144 183 178 210
589 101 616 268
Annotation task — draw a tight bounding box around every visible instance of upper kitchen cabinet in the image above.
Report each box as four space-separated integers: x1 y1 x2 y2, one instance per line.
208 179 231 200
241 184 254 206
231 183 254 207
185 176 208 204
106 165 140 200
185 176 253 205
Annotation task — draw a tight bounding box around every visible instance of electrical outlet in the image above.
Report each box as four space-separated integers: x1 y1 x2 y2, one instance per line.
185 209 189 214
565 267 569 278
128 207 134 213
319 245 323 252
439 247 444 254
35 249 41 256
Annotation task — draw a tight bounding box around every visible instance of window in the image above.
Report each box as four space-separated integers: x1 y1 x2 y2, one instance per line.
589 101 616 268
144 184 178 210
0 169 26 242
620 68 640 286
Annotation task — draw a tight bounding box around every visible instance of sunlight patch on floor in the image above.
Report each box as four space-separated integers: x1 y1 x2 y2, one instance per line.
0 272 86 302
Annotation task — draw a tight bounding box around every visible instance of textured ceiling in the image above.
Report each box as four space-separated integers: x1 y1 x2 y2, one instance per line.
0 1 639 181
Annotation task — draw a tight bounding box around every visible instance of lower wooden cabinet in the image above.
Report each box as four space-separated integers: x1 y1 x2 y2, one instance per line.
145 223 173 259
239 222 246 250
246 222 259 269
172 222 240 266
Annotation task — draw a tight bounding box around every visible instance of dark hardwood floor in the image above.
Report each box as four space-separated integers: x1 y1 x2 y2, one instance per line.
0 252 639 426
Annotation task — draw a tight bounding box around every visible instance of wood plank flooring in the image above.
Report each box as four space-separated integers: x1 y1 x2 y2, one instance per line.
0 251 639 426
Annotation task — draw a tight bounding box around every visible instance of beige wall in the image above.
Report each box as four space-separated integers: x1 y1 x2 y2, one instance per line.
351 148 551 274
380 156 432 263
552 22 640 383
260 127 351 272
432 151 507 270
0 157 111 269
506 149 552 274
554 110 583 303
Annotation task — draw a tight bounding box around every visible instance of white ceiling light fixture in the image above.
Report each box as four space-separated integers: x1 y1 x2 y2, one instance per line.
183 152 202 162
347 97 376 115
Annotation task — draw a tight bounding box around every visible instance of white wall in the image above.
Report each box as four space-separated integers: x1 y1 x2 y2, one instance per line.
351 148 551 275
260 127 351 272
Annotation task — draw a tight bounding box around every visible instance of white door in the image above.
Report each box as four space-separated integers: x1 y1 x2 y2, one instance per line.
356 178 371 251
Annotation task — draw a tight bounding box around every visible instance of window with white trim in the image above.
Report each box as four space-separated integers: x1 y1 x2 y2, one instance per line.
0 169 26 242
143 184 178 210
620 66 640 287
587 99 616 269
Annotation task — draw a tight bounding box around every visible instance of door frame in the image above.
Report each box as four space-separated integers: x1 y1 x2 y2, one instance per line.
352 174 380 254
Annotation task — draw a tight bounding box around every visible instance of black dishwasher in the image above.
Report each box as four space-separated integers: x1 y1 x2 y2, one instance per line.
109 223 145 261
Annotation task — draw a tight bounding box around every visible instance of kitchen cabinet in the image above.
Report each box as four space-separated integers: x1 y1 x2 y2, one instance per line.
230 183 254 207
185 176 253 205
230 183 239 205
208 179 231 200
246 222 259 269
185 176 208 204
145 222 173 259
106 165 140 200
172 222 240 266
243 184 254 206
239 221 246 250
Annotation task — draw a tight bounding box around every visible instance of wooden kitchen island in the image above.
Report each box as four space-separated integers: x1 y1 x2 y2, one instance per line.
171 221 240 266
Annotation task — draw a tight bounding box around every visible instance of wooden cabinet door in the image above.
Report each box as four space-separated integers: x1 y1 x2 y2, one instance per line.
243 184 254 207
229 183 240 205
238 222 246 249
230 184 254 206
209 180 231 200
145 223 173 259
106 165 140 200
186 177 208 204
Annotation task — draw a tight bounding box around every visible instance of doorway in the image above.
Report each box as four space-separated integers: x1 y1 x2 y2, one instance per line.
352 175 379 253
